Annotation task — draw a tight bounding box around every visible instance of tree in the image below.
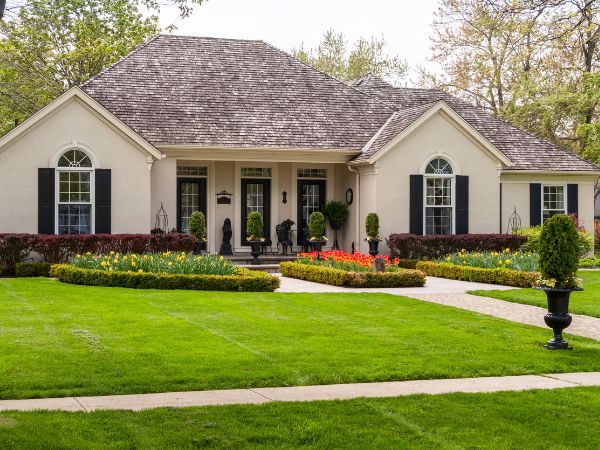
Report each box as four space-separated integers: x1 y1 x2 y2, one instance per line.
292 29 408 84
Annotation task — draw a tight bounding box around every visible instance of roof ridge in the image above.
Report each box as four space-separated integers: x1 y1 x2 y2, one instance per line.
259 40 398 115
82 34 162 87
156 33 264 43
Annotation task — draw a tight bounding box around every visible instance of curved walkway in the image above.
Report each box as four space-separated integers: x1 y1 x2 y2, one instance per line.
277 276 600 341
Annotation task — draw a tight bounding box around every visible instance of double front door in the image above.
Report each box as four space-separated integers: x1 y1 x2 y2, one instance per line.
177 178 207 233
297 179 326 245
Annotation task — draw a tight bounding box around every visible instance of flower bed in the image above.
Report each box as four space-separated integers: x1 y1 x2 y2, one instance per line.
71 252 237 276
416 261 539 288
51 264 280 292
297 250 401 273
580 256 600 268
280 262 425 288
442 249 538 272
386 233 527 260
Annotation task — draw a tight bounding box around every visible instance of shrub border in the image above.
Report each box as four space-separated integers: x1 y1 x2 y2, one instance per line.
280 262 426 288
416 261 539 288
50 264 280 292
15 262 53 278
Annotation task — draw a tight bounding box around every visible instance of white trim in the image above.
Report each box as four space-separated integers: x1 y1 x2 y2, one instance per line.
353 101 514 168
0 87 163 161
419 152 461 175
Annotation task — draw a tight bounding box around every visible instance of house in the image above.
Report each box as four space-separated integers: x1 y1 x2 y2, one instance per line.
0 35 598 254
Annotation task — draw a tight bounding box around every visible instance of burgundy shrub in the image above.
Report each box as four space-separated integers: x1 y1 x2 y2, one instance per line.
386 233 528 260
0 234 38 275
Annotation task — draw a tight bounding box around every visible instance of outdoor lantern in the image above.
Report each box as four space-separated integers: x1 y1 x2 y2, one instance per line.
154 202 169 233
282 191 287 204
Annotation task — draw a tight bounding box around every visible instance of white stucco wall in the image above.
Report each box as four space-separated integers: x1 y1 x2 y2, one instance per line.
364 111 502 254
0 98 152 233
151 157 177 231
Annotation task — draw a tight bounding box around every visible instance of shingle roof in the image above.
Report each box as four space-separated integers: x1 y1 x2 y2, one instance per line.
82 35 394 149
351 75 600 172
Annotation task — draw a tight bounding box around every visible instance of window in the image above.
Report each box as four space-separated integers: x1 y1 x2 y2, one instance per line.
57 149 93 234
298 168 327 178
543 185 566 222
424 158 454 235
241 168 271 178
176 165 207 177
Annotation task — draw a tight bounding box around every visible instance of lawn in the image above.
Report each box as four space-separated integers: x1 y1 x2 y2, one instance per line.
1 387 599 448
1 278 600 400
470 271 600 318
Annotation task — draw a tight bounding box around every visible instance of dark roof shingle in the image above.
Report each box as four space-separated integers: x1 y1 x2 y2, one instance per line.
82 35 394 150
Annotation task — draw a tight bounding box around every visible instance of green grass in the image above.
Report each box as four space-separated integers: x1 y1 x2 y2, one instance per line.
1 387 600 448
2 278 600 400
470 271 600 318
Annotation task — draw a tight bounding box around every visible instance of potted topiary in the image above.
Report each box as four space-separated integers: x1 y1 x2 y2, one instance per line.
246 211 264 264
322 201 349 250
535 214 583 350
188 211 207 254
308 211 327 252
365 212 381 256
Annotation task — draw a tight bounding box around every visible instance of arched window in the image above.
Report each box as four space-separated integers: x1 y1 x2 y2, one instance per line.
424 157 454 235
56 148 94 234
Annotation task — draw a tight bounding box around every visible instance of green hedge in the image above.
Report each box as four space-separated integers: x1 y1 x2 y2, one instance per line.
15 262 53 277
580 257 600 268
50 264 280 292
396 259 419 270
416 261 539 288
280 262 425 288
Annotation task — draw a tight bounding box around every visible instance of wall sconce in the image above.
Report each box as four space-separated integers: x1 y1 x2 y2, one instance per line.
282 191 288 204
216 190 232 204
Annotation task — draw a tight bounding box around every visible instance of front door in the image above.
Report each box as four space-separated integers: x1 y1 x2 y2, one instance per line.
297 179 326 245
241 178 271 246
177 178 207 233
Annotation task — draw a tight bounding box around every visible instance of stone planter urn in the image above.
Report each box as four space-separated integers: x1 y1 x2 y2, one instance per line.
248 240 262 265
540 287 574 350
367 240 380 257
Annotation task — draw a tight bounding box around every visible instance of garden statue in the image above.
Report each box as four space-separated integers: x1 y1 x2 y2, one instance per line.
219 218 233 256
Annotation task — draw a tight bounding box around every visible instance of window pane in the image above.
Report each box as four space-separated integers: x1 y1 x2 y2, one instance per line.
58 204 91 234
425 207 452 235
57 149 92 168
425 178 452 206
542 185 565 223
59 171 91 203
177 165 207 177
180 182 199 234
241 168 271 178
425 158 453 175
298 168 327 178
301 184 321 225
246 183 265 223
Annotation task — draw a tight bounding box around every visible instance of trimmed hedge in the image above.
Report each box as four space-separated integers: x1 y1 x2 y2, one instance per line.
50 264 280 292
0 234 38 275
386 234 527 260
396 259 419 270
416 261 539 288
280 262 425 288
15 262 53 278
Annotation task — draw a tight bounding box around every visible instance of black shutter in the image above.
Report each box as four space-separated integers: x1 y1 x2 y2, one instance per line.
455 175 469 234
567 184 578 216
38 168 55 234
409 175 424 235
530 183 542 226
95 169 111 234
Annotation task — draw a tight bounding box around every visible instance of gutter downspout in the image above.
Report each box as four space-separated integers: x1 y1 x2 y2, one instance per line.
347 165 360 252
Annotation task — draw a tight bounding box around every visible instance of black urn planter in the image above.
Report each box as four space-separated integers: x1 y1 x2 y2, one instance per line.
310 240 325 252
248 240 262 265
193 241 207 255
367 240 380 257
540 288 574 350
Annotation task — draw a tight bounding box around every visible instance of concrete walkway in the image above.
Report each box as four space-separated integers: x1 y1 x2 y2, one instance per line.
277 276 600 341
1 372 598 412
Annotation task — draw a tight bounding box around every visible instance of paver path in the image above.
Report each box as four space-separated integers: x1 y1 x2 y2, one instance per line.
1 372 598 412
277 276 600 341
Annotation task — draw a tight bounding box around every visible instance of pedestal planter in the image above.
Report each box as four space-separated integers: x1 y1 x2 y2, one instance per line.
248 241 262 265
310 240 325 252
367 240 380 257
540 287 574 350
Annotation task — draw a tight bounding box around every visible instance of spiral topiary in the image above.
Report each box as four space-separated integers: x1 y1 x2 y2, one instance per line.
365 213 380 241
539 214 580 289
246 211 264 241
308 211 326 241
188 211 207 242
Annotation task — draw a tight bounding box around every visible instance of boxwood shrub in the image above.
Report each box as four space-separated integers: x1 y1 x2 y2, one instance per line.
50 264 280 292
15 262 53 277
416 261 539 288
280 262 425 288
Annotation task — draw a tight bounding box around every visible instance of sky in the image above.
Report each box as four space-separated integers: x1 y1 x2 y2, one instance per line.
157 0 440 84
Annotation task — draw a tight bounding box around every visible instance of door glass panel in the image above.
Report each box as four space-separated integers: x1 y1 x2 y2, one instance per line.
180 182 199 233
301 184 321 228
246 183 265 222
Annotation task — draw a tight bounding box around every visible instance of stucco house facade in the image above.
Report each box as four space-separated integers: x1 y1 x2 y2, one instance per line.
0 35 598 254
